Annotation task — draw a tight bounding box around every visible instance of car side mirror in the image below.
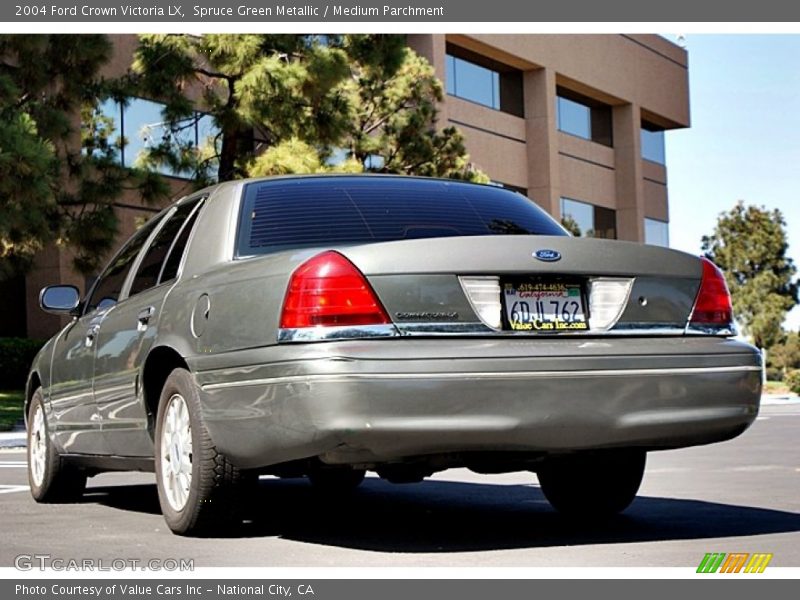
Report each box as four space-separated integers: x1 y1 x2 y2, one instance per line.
39 285 81 315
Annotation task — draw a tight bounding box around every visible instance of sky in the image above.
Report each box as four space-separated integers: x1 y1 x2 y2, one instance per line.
663 34 800 331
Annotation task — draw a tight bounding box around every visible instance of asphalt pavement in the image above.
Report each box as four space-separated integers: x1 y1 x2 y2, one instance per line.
1 402 798 568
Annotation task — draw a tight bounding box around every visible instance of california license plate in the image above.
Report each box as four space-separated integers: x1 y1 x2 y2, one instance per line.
503 281 588 332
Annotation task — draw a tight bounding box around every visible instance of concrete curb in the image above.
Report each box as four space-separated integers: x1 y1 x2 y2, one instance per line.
0 430 26 449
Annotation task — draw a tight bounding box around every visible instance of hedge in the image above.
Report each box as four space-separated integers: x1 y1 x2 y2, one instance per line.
0 338 46 389
786 370 800 395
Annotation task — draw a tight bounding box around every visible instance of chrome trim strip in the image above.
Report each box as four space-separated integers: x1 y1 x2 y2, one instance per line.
201 365 763 391
278 324 399 343
396 322 491 335
685 324 738 337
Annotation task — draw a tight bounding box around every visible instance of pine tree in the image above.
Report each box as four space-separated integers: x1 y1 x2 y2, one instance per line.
131 34 486 182
0 35 168 277
702 201 799 348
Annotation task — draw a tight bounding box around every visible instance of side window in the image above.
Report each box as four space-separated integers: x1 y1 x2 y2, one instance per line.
129 199 202 297
158 201 203 284
85 216 162 314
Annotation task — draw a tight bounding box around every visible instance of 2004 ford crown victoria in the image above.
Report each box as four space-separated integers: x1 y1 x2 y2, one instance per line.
26 175 762 535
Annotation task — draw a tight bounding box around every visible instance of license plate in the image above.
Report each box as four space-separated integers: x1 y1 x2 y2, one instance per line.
503 281 588 332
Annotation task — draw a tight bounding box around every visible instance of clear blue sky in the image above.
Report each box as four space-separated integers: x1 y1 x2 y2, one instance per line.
664 34 800 331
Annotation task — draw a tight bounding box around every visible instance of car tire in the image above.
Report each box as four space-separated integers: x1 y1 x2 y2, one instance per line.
307 468 366 493
154 368 252 536
27 388 87 503
537 450 646 518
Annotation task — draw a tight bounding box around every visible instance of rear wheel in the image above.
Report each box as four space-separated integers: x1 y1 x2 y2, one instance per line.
537 450 646 518
307 468 365 494
155 368 251 536
27 389 86 503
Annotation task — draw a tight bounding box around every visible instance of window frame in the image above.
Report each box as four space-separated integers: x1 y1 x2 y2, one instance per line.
445 45 524 117
127 197 206 299
556 87 613 147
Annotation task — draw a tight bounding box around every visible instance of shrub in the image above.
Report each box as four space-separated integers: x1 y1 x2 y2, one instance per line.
0 338 45 389
765 367 783 382
786 370 800 395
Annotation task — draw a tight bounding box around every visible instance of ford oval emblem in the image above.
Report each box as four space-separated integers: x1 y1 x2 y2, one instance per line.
534 249 561 262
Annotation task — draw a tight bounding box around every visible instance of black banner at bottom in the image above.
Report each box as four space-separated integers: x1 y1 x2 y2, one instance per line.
2 580 795 600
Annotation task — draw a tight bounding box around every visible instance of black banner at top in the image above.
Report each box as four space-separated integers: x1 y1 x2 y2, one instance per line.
4 0 800 22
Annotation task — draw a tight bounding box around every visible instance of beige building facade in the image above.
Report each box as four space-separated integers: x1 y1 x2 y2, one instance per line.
2 34 689 340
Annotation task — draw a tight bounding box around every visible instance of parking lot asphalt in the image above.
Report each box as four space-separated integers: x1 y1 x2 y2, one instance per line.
0 403 798 568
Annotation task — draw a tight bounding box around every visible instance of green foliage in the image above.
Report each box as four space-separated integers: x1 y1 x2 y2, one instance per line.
131 34 486 183
0 35 169 277
785 369 800 395
0 337 44 389
702 201 798 348
767 330 800 376
561 215 581 237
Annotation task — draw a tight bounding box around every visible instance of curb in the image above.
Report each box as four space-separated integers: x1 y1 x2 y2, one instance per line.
0 432 26 449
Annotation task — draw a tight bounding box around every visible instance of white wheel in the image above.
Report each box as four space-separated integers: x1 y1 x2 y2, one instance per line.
27 388 86 502
29 402 47 488
154 368 251 535
159 393 193 512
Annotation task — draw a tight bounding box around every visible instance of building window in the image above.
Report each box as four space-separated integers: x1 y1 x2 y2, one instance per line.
641 122 666 164
556 87 613 147
445 45 524 117
644 218 669 247
95 97 219 178
561 197 616 239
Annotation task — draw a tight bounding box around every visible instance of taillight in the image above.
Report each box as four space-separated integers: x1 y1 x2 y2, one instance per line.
690 257 733 327
280 251 391 329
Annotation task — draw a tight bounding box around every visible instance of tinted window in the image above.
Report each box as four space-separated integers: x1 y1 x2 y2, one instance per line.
641 124 666 164
556 88 613 147
85 216 162 313
237 177 566 256
645 218 669 247
560 197 617 240
129 200 201 297
445 45 524 117
159 201 203 283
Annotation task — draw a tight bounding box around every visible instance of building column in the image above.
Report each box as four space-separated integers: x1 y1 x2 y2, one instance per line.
407 34 448 126
523 67 560 217
612 103 644 242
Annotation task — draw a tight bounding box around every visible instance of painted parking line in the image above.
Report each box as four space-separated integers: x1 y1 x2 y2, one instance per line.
0 461 26 468
0 485 29 494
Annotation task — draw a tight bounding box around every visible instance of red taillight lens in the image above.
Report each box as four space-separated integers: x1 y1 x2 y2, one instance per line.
280 251 391 329
690 257 733 326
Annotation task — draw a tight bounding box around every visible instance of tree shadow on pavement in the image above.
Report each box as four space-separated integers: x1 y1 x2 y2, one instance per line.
81 476 800 551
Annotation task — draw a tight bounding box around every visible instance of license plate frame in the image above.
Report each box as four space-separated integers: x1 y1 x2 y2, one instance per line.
500 277 590 333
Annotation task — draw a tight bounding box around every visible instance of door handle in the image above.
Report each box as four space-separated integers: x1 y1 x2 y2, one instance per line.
137 306 155 331
85 325 99 348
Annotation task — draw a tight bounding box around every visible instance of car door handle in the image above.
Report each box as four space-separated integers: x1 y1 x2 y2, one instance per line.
137 306 155 331
85 325 99 348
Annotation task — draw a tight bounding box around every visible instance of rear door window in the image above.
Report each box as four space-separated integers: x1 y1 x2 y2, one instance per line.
236 177 566 256
129 198 203 297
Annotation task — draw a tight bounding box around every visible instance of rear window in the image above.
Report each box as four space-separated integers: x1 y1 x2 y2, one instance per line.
236 177 566 256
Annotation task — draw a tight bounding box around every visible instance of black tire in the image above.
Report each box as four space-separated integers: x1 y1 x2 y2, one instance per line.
537 450 646 518
154 368 252 536
27 389 87 503
307 468 366 493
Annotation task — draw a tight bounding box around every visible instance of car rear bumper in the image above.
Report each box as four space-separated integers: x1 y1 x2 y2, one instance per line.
190 337 763 469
